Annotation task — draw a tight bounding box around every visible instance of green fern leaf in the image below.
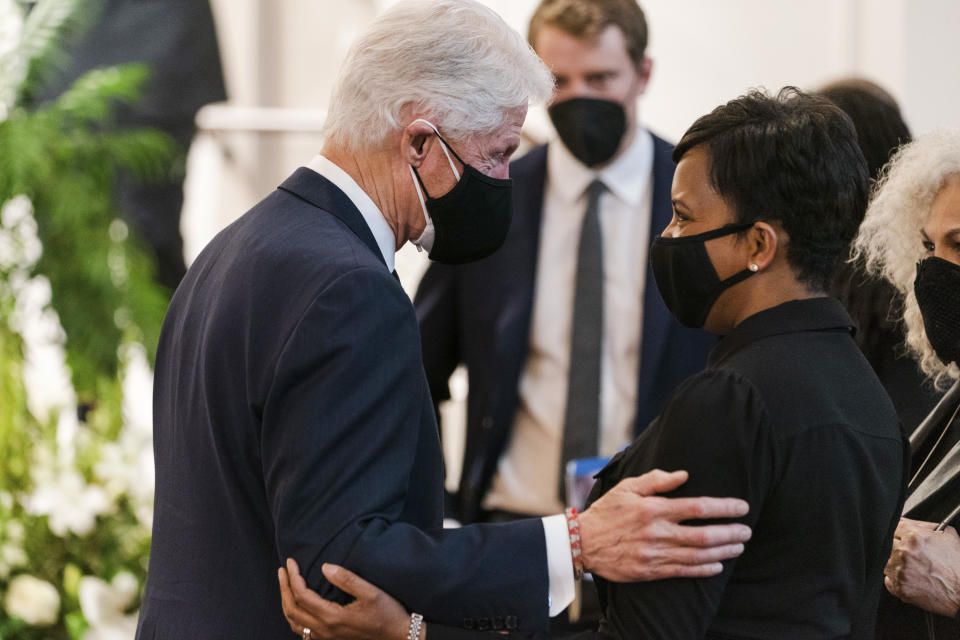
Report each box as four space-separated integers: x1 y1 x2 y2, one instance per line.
17 0 103 105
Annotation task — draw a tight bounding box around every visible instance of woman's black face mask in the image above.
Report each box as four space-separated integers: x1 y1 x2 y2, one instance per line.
649 222 757 329
915 256 960 365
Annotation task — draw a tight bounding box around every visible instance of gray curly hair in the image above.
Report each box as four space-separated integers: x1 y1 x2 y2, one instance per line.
852 128 960 388
322 0 555 151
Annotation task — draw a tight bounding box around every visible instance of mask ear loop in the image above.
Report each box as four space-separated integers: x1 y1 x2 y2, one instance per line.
410 118 460 180
409 165 431 253
408 119 461 253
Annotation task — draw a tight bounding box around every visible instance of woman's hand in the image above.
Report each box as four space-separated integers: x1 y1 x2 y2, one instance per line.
278 558 420 640
884 518 960 617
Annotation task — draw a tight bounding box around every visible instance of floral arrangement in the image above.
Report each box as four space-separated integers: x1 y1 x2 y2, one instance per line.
0 0 173 637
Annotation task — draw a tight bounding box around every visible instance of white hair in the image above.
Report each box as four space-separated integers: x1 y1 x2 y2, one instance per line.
322 0 555 150
852 128 960 388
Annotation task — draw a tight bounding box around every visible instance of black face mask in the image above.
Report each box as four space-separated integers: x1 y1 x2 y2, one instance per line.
915 256 960 365
409 121 513 265
548 97 627 167
649 222 757 328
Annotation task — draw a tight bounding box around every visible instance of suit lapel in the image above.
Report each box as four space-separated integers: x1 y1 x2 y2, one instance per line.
278 167 387 268
634 134 676 433
493 146 548 368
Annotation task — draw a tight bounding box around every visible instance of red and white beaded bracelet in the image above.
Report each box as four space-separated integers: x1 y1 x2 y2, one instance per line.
565 507 584 581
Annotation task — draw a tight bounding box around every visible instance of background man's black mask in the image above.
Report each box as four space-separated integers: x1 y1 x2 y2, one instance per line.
548 97 627 167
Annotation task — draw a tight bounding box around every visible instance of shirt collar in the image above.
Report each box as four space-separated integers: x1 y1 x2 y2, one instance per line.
709 297 856 367
306 154 396 272
547 127 653 205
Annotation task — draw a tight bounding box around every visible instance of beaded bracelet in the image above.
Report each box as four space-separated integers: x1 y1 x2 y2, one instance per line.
565 507 584 581
408 612 424 640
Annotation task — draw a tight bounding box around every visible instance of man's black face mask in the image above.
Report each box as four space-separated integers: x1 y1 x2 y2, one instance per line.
548 97 627 167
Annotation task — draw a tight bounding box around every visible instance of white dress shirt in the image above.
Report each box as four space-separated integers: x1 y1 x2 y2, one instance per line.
304 155 575 616
484 129 655 517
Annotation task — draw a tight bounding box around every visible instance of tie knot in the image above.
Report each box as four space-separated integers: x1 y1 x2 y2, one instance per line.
587 179 605 200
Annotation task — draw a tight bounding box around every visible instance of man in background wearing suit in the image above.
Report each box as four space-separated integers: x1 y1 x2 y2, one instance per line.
416 0 715 529
137 1 751 638
39 0 226 292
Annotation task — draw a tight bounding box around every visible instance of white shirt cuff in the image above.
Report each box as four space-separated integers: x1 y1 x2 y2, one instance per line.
542 514 575 616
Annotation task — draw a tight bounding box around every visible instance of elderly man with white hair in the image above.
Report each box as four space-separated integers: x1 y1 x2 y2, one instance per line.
136 1 751 638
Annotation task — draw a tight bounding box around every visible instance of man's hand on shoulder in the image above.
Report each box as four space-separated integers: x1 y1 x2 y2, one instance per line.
578 469 751 582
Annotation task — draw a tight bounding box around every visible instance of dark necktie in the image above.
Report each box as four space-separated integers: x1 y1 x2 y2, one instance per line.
560 179 605 500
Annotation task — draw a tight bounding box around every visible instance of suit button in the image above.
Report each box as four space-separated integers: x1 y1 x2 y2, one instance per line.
481 416 494 429
505 616 519 629
463 618 475 630
477 618 490 630
492 616 504 630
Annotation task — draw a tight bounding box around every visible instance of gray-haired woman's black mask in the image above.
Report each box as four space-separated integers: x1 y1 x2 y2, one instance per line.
915 256 960 365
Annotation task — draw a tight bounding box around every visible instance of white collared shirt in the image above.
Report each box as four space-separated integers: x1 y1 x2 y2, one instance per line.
484 129 655 517
306 154 396 273
304 153 576 616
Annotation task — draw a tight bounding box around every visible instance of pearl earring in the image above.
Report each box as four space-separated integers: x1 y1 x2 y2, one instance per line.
749 263 759 272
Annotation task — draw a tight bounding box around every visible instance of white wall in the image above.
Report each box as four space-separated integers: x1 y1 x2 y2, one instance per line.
205 0 960 179
192 0 960 262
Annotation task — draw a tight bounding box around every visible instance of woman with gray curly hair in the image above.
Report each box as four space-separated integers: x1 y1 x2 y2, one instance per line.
853 128 960 639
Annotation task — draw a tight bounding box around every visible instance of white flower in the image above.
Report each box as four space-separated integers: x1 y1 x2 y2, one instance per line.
0 195 42 272
79 573 140 640
3 574 60 626
1 195 32 230
82 616 139 640
23 469 112 537
8 274 77 427
0 542 27 579
0 0 22 61
78 572 137 626
1 543 27 568
0 0 24 117
95 434 154 501
6 519 25 542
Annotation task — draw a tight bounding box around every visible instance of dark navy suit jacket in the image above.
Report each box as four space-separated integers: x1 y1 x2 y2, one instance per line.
415 136 716 523
136 168 549 638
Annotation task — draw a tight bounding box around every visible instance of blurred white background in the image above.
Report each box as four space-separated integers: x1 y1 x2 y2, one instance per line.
191 0 960 265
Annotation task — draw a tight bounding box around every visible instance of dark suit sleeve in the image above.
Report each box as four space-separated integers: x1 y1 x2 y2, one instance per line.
595 371 773 639
427 624 595 639
261 266 549 631
414 262 462 411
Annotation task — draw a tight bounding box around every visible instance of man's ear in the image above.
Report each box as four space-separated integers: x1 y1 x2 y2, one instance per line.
402 120 439 169
747 221 779 271
635 56 653 97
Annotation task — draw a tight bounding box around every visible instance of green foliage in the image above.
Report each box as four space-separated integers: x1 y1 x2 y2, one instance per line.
15 0 101 108
0 62 174 397
0 0 179 634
